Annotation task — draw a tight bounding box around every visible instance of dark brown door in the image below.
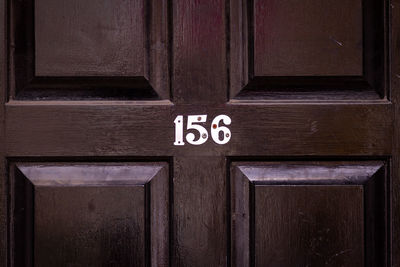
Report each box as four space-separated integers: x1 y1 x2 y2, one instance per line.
0 0 397 266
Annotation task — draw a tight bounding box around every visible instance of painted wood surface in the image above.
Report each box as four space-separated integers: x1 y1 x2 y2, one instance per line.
0 0 396 266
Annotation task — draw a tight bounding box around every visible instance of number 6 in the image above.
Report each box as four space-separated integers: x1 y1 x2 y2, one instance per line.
173 114 232 146
210 115 231 145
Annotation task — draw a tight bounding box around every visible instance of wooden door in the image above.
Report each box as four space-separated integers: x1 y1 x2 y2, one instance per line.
0 0 397 266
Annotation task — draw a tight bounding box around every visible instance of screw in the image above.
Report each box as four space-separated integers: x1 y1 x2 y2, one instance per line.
226 133 230 137
197 117 201 121
202 133 207 139
212 124 217 129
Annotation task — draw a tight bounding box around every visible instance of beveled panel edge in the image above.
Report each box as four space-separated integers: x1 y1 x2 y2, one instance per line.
229 160 388 267
233 161 385 185
228 0 388 101
15 162 168 186
8 0 171 101
9 161 171 267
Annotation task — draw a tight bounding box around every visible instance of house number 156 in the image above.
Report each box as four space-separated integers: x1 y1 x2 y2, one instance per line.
174 115 232 146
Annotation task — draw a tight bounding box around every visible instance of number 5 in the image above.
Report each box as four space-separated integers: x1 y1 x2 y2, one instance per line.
186 115 208 145
173 114 232 146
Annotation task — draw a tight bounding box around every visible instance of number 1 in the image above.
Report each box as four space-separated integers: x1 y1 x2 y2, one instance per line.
174 115 185 146
174 114 232 146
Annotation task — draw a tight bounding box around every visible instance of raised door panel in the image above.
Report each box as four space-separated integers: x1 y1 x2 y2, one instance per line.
10 0 170 100
230 0 386 100
230 161 387 267
253 0 362 77
254 186 364 266
10 163 169 267
35 0 145 77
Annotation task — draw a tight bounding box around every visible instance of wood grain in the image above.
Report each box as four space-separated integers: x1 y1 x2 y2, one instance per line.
10 0 170 99
35 0 145 77
0 0 396 266
5 102 392 157
173 0 227 104
391 0 400 266
0 0 6 265
230 0 386 100
173 156 226 267
255 185 364 267
11 163 169 267
254 0 363 76
231 162 386 267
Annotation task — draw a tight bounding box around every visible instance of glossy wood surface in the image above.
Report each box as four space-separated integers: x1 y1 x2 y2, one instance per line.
10 0 170 99
392 0 400 266
173 0 226 104
0 0 6 264
0 0 397 266
255 185 364 267
11 163 169 267
254 0 363 76
35 0 145 77
5 102 392 157
231 162 387 267
230 0 386 99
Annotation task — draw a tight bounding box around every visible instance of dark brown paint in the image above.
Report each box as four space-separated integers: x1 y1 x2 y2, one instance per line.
0 0 397 266
231 162 387 266
11 163 169 267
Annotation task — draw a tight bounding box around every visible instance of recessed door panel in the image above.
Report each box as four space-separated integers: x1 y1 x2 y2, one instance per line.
230 161 387 266
11 163 169 267
230 0 386 100
9 0 170 100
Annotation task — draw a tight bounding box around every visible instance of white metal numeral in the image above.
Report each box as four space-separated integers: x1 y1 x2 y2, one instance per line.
173 114 232 146
186 115 208 145
174 115 185 146
210 115 232 145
